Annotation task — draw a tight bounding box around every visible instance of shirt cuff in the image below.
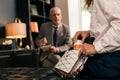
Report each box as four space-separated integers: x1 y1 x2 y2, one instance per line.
93 41 106 54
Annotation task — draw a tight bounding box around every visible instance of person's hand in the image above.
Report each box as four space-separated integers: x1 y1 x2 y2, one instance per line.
81 43 97 55
72 30 90 43
56 50 84 78
57 70 79 78
50 46 57 53
39 37 48 46
69 44 97 76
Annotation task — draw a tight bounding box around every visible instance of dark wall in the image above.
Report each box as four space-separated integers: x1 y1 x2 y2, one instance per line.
0 0 16 38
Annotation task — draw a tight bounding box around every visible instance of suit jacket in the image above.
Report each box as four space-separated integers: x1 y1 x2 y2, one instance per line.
36 22 72 54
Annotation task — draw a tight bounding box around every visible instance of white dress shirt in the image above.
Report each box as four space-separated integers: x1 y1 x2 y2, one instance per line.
90 0 120 53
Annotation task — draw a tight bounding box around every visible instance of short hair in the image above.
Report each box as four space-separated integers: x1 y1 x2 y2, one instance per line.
49 7 62 15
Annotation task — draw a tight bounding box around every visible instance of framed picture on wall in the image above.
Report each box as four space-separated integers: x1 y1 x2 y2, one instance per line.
30 4 38 15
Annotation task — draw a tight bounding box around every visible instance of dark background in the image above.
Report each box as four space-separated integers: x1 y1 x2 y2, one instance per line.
0 0 16 38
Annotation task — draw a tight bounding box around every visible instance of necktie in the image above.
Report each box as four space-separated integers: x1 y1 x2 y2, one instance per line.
53 27 57 46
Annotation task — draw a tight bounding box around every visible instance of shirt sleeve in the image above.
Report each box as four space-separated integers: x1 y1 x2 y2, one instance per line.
35 24 45 47
93 0 120 53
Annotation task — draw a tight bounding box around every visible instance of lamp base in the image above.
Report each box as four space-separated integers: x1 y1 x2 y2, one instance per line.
13 38 23 50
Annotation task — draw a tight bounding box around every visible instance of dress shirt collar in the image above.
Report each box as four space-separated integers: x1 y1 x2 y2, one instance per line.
52 23 62 28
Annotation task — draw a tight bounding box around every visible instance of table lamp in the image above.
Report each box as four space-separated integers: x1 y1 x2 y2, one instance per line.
5 21 26 49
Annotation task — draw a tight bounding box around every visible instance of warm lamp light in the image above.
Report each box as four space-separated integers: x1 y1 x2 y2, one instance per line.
5 22 26 48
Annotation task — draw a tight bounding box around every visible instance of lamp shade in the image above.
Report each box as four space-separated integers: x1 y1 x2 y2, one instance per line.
5 23 26 39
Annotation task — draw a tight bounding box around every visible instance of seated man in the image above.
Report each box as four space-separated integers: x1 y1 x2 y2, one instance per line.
36 7 72 68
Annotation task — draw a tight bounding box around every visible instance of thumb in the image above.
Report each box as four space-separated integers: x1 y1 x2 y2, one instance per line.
81 37 86 43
